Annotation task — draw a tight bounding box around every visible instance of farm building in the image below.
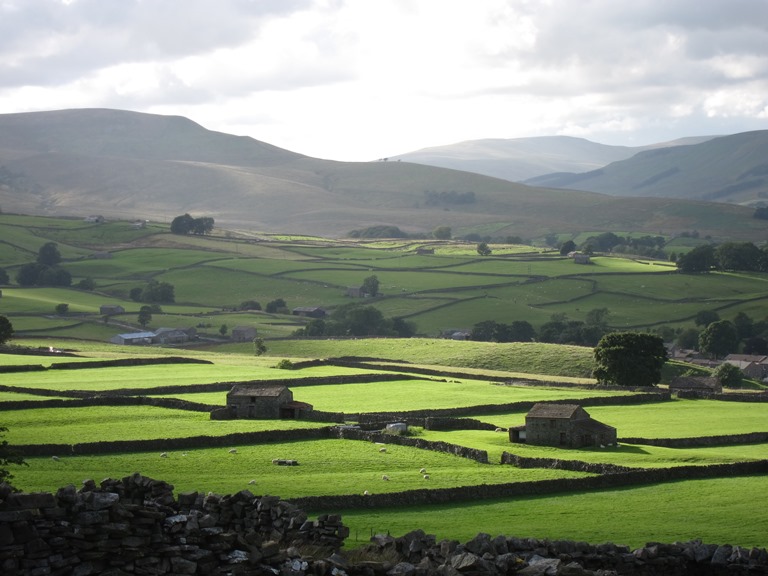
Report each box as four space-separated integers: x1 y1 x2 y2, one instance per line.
153 327 189 345
292 306 327 318
669 376 722 395
231 326 257 342
509 403 617 448
100 304 125 315
723 354 768 380
110 331 155 345
226 385 313 419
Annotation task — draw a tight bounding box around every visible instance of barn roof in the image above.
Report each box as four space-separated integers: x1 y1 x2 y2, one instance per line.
228 385 289 397
526 403 584 419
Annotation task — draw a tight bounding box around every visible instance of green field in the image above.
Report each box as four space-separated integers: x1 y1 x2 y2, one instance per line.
2 214 768 551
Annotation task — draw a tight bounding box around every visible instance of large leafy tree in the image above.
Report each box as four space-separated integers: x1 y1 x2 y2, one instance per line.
37 242 62 266
699 320 739 359
593 332 667 387
0 315 14 345
677 244 716 273
361 274 380 297
0 426 26 490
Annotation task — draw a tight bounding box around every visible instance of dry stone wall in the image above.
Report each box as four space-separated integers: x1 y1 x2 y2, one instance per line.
0 473 347 576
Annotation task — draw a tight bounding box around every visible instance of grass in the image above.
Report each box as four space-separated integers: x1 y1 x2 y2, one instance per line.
13 439 590 497
335 475 768 548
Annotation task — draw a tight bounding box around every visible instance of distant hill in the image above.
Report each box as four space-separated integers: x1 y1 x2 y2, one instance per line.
525 131 768 205
388 135 716 182
0 109 764 241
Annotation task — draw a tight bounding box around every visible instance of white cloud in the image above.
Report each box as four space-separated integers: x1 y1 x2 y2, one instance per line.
1 0 768 160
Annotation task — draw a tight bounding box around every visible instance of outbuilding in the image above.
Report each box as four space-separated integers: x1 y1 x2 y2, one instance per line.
510 403 617 448
226 385 313 419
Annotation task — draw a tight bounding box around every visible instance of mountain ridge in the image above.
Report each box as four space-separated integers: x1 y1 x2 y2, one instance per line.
0 108 764 241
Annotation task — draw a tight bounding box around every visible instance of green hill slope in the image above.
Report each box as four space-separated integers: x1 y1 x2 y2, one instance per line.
527 131 768 205
0 109 764 240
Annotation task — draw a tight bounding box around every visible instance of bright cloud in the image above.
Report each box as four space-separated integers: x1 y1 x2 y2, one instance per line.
0 0 767 160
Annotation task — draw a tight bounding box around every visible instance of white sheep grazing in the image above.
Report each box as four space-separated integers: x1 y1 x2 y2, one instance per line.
248 479 256 485
182 452 188 457
228 448 237 454
51 455 60 462
423 474 430 480
379 447 387 453
495 428 504 433
160 452 168 458
419 467 426 474
381 474 389 481
363 490 370 496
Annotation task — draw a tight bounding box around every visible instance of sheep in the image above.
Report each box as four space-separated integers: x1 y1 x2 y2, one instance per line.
381 474 389 481
423 474 430 480
182 452 188 457
419 468 427 474
228 448 237 454
495 428 505 433
51 455 60 462
363 490 370 496
160 452 168 458
248 479 256 485
379 447 387 453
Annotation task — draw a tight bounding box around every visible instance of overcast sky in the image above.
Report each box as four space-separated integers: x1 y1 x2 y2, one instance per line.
2 0 768 161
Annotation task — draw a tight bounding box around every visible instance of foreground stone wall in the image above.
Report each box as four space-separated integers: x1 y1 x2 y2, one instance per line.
0 473 347 576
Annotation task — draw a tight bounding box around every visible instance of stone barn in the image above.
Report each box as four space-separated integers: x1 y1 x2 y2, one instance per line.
226 385 313 419
510 403 616 448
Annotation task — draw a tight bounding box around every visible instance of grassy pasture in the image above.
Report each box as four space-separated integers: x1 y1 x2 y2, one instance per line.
13 439 590 497
336 475 768 548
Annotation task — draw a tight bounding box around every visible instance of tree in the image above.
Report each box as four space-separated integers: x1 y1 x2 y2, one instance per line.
76 277 96 290
239 300 262 311
55 303 69 315
0 426 27 490
129 287 144 302
733 311 754 340
253 337 267 356
694 310 720 328
137 306 153 327
559 240 576 256
585 307 610 328
37 242 62 266
219 324 228 337
699 320 739 359
715 242 762 272
675 327 700 350
593 332 667 387
0 315 14 345
677 244 715 273
432 226 452 240
476 242 492 256
714 362 743 388
361 274 380 297
141 280 175 303
744 336 768 355
170 213 195 234
265 298 287 313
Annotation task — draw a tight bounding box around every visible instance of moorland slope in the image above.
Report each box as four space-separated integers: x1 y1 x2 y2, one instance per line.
0 109 763 241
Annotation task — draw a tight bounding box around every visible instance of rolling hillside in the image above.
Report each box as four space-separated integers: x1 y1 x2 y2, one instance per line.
526 131 768 205
0 109 764 241
388 135 715 182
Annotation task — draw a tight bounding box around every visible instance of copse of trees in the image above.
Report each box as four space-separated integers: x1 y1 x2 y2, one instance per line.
129 280 175 304
469 320 534 343
170 214 214 235
15 242 72 287
292 303 416 338
677 241 768 273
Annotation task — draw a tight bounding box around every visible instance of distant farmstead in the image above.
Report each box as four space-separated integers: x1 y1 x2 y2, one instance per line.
292 306 327 318
225 385 313 419
231 326 257 342
100 305 125 315
510 403 617 448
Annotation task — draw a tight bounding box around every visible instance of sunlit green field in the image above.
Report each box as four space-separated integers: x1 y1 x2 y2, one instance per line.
337 476 768 548
13 439 590 496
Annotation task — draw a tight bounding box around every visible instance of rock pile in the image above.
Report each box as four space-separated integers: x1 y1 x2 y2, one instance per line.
0 472 347 575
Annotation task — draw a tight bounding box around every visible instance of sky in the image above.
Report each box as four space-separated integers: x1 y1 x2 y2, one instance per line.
1 0 768 162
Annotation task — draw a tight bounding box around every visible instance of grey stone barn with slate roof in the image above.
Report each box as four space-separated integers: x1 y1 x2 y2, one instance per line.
226 385 313 419
510 403 617 448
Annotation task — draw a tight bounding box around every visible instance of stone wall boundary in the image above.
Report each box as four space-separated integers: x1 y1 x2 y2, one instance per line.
619 431 768 447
